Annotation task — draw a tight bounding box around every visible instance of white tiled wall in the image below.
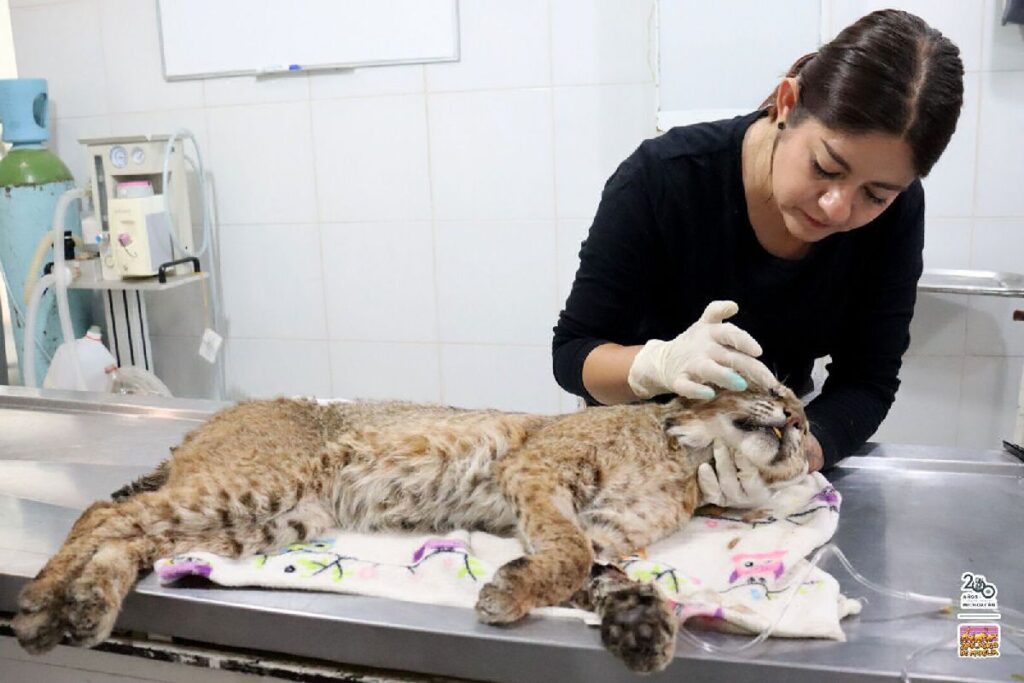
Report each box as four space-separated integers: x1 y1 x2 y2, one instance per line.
9 0 657 416
321 221 437 343
9 1 1024 449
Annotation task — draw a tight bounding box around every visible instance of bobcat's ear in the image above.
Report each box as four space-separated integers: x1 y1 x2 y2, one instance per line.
663 415 713 449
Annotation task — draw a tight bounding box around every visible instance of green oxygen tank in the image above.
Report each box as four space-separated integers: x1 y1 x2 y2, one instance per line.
0 78 90 384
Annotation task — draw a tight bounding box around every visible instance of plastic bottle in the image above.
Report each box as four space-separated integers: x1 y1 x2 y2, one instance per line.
43 325 116 392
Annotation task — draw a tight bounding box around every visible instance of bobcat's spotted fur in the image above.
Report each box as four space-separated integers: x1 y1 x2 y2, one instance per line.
14 384 807 672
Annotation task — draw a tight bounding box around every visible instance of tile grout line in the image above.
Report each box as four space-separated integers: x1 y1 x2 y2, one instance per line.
969 5 986 256
422 66 445 404
199 82 226 399
546 0 563 412
547 0 562 398
157 333 555 350
959 1 989 443
209 214 1020 227
307 89 335 400
93 0 112 121
53 79 659 122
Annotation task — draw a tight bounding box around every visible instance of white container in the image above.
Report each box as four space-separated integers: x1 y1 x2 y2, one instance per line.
43 325 117 392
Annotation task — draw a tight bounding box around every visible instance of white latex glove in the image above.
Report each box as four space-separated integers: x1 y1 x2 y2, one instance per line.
627 300 776 400
698 441 810 508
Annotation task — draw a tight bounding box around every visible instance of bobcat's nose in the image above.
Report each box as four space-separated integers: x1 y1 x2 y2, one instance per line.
783 409 801 431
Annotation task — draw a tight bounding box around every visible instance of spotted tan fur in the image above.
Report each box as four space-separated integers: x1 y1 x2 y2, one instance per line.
14 384 807 672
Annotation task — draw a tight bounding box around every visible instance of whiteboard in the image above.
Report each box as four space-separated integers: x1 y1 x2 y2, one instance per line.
657 0 822 130
157 0 460 80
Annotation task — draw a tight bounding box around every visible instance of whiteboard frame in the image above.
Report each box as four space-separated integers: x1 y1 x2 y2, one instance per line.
156 0 461 81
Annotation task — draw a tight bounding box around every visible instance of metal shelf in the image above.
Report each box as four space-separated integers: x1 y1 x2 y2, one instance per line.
67 271 208 292
918 268 1024 297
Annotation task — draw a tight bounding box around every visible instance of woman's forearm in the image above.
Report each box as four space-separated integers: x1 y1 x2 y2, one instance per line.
582 343 644 405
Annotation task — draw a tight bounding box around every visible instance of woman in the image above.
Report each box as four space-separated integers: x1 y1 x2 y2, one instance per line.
552 10 964 505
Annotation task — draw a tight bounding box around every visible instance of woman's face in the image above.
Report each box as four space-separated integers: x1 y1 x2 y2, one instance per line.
770 116 917 244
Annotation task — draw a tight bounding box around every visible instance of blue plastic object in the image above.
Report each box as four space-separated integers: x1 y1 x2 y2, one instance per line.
0 78 49 145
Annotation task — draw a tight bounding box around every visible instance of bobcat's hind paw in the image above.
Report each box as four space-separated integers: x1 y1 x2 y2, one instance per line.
599 582 677 673
13 580 68 654
64 576 121 648
12 606 66 655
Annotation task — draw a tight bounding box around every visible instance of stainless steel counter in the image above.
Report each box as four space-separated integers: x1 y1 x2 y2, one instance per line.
0 386 1021 682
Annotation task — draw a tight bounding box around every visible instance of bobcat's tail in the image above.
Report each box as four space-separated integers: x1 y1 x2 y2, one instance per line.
111 459 171 501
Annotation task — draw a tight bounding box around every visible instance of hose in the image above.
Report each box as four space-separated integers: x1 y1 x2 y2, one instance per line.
22 231 84 306
674 542 1020 681
50 189 86 390
21 271 55 388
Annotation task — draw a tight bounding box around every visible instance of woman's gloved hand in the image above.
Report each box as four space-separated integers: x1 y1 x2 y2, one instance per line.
697 441 773 508
697 441 812 508
627 300 776 400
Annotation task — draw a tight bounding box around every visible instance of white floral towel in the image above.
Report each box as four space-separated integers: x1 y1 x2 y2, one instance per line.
155 472 860 639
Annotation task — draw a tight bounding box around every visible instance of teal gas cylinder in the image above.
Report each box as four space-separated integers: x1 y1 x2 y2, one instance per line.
0 78 90 383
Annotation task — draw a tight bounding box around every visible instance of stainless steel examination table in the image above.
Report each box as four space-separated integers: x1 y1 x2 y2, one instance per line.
0 387 1021 682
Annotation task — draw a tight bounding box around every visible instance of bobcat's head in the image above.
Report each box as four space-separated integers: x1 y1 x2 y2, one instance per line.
661 383 808 484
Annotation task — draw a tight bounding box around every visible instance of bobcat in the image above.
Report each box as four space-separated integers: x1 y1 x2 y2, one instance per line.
13 383 807 673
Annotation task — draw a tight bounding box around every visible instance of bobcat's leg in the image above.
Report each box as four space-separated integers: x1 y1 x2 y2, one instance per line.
579 480 699 560
475 483 592 625
13 500 125 653
62 536 158 647
575 564 678 674
579 506 660 560
14 483 333 653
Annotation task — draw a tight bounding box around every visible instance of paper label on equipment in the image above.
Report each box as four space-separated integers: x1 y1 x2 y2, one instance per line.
199 328 223 364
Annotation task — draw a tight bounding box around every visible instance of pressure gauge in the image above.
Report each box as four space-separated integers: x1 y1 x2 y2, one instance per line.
109 146 128 169
130 146 146 165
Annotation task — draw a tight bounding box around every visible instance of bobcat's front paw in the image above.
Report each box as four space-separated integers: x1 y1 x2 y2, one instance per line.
475 581 531 624
475 558 535 624
13 581 67 654
599 583 677 673
65 576 121 647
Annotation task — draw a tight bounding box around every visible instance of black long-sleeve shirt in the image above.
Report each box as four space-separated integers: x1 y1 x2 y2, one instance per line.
552 110 924 469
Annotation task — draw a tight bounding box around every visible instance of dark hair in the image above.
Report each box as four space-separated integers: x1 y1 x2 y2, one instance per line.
761 9 964 177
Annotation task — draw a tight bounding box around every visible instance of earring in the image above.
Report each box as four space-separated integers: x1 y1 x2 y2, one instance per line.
777 121 786 130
